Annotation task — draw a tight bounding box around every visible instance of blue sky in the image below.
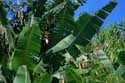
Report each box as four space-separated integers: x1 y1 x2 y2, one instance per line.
74 0 125 28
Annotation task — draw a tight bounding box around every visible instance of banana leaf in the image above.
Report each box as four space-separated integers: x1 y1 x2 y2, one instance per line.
47 2 117 54
11 18 41 71
13 65 31 83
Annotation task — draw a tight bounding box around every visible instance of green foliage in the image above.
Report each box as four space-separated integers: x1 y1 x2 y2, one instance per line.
64 68 83 83
1 0 123 83
102 1 117 12
0 2 7 25
11 20 41 71
13 65 31 83
33 73 51 83
118 50 125 65
47 34 76 53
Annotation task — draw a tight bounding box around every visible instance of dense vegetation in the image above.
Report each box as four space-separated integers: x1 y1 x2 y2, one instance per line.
0 0 125 83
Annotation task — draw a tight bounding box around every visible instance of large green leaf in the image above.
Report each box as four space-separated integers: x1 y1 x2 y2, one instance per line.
47 34 76 53
13 65 31 83
47 13 102 54
11 20 41 71
47 2 117 54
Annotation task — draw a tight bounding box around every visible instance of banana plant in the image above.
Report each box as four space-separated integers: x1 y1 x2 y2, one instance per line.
47 1 117 53
0 0 119 83
44 2 117 71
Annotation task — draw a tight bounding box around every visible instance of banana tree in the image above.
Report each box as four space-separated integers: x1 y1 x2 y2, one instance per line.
0 0 118 83
89 24 125 82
